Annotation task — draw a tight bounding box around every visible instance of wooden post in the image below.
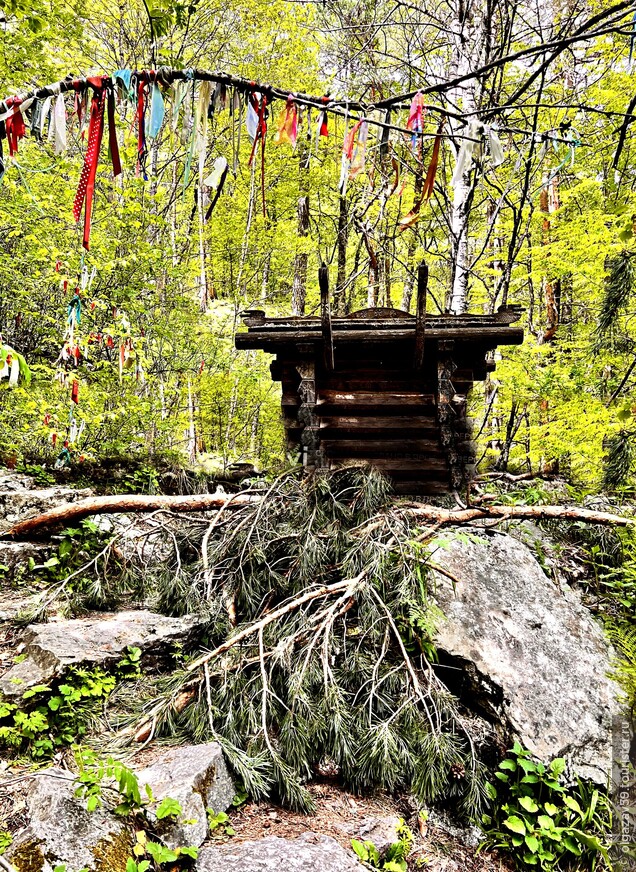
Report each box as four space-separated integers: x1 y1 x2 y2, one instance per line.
296 360 325 470
437 339 465 491
320 263 335 371
413 261 428 370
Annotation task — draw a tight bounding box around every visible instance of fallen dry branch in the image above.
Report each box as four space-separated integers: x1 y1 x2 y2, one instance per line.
3 490 633 541
2 492 261 540
403 503 635 528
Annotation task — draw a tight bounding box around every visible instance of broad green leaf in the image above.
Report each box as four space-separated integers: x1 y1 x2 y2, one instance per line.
518 796 539 813
503 815 526 835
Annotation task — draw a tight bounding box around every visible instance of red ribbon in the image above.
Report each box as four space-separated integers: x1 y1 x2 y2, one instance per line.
319 97 329 136
248 92 268 216
4 97 26 156
71 381 79 404
422 120 445 202
73 87 106 250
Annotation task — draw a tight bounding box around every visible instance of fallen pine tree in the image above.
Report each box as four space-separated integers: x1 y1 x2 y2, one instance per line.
2 486 633 540
3 468 635 820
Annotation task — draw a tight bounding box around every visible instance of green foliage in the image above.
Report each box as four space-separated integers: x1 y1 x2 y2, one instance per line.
75 754 198 868
351 820 413 871
155 797 183 820
75 749 144 814
599 252 636 334
206 808 236 838
481 743 613 871
602 429 636 492
0 666 117 757
0 645 142 758
0 830 12 855
606 621 636 713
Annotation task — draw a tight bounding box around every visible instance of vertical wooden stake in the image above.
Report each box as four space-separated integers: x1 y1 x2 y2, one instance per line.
414 261 428 370
320 263 335 371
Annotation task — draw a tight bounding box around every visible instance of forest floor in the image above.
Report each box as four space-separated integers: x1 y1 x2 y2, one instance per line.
0 758 511 871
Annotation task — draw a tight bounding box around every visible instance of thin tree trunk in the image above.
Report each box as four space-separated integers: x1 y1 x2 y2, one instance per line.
401 169 423 312
291 143 310 315
333 196 348 315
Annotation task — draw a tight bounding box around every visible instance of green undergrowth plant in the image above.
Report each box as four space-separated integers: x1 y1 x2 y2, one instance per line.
0 830 12 854
0 648 142 758
351 819 414 871
481 743 613 870
106 469 486 815
206 808 236 838
605 621 636 713
75 749 199 869
19 517 124 620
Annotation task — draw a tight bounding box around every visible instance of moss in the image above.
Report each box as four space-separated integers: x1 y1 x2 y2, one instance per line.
92 828 135 872
9 829 133 872
8 839 45 872
193 763 217 808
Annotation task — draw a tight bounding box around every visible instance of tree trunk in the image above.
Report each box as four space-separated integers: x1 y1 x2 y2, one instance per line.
5 496 632 541
333 196 348 315
291 143 311 315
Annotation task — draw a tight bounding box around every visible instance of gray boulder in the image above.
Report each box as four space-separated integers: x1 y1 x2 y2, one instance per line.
430 530 623 782
0 474 92 533
357 816 401 856
7 767 132 872
135 742 236 849
197 833 364 871
0 541 51 584
0 609 207 697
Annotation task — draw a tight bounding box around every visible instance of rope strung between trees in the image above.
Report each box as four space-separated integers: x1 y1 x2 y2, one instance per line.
0 67 587 144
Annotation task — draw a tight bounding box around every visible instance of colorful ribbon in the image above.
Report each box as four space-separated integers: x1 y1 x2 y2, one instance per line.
407 91 426 151
247 91 268 216
4 97 26 156
73 86 106 250
274 96 298 147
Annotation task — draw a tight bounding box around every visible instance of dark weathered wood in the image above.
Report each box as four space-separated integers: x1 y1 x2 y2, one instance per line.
319 416 439 437
296 360 326 470
414 262 428 370
318 390 435 405
319 263 335 371
436 340 466 492
235 327 524 348
235 294 524 495
322 439 442 455
330 457 448 472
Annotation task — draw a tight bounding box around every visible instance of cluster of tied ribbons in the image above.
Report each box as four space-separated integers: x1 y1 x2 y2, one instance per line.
0 69 505 248
40 258 143 464
0 75 121 251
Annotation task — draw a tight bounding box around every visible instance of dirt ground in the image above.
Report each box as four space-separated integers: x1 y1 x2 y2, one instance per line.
206 780 511 871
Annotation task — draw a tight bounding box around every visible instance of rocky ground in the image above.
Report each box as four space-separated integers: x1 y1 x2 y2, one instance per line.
0 469 623 871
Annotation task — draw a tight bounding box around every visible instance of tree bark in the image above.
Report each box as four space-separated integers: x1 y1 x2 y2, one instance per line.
3 493 261 540
333 196 348 315
4 495 632 541
291 142 311 316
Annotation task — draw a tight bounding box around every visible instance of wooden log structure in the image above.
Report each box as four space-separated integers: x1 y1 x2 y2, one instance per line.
235 264 524 495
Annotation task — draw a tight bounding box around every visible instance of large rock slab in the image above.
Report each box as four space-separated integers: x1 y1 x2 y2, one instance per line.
0 471 92 533
7 767 132 872
197 833 364 871
430 530 622 782
0 610 207 697
136 742 236 848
